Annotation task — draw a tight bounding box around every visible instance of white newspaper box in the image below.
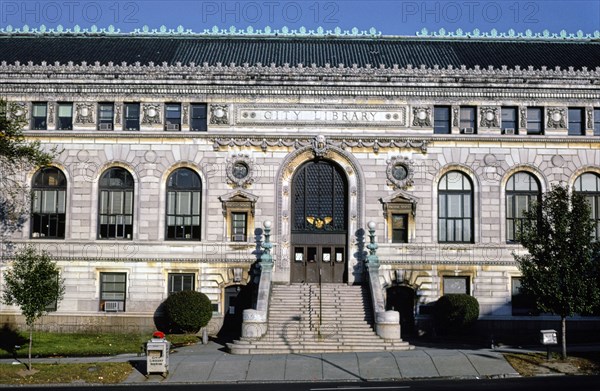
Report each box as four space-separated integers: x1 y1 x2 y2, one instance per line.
146 336 170 377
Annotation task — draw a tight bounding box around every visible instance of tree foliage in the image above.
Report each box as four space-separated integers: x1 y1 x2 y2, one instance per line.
2 245 64 370
0 99 55 257
514 184 600 358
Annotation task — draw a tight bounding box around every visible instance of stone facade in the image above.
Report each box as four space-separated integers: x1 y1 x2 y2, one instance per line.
0 32 599 336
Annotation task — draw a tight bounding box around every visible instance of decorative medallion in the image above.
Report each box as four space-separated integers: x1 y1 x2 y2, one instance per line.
551 155 565 167
547 107 566 129
226 153 255 188
75 103 94 124
142 103 161 125
210 104 229 125
479 107 498 127
412 107 431 127
386 156 414 190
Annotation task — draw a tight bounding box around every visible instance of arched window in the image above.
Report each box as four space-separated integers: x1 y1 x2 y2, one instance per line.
31 167 66 239
166 168 202 240
438 171 473 243
506 172 541 242
573 172 600 240
98 167 134 239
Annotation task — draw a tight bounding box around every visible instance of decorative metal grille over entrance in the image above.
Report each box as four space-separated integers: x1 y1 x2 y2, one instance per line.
292 160 347 233
291 160 348 283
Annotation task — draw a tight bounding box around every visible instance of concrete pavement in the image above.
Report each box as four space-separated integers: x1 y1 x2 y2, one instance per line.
1 339 521 383
122 340 520 383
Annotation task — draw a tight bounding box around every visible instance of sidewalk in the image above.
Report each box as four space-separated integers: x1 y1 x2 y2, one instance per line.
125 341 520 383
1 340 522 383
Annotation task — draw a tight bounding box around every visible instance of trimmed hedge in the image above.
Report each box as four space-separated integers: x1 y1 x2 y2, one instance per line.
434 294 479 335
164 290 212 334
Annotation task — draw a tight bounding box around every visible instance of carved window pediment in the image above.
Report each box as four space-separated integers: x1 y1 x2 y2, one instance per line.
219 190 258 242
381 191 419 216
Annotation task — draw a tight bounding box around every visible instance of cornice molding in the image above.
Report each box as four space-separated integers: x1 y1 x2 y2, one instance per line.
1 61 599 82
18 132 600 146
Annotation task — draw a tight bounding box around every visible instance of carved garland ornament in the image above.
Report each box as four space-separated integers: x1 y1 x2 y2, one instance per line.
11 101 28 121
479 107 499 127
226 153 255 188
210 104 229 125
75 103 95 124
547 107 566 129
412 107 431 127
142 103 162 125
386 156 414 190
212 137 429 154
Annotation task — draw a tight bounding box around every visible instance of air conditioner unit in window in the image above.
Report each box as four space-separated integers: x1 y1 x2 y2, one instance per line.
461 127 475 134
104 301 121 312
166 123 180 131
99 123 113 131
504 127 515 135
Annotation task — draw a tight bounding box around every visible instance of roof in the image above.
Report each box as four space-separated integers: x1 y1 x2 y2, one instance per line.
1 35 599 70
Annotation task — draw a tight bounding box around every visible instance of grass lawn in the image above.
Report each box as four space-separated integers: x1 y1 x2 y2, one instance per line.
0 328 200 359
0 362 133 385
504 352 600 376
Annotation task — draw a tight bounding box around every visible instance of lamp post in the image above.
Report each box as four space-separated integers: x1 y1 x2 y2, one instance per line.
260 221 273 270
366 221 380 270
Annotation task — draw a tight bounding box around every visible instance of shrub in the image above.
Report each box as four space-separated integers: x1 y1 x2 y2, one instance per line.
433 294 479 335
164 291 212 334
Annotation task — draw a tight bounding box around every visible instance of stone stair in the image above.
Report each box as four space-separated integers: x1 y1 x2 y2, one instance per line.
228 283 413 354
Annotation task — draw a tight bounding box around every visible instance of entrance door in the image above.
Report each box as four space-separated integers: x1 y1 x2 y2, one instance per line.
292 244 346 283
290 160 348 283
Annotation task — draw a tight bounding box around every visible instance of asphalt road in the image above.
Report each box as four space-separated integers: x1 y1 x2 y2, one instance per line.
7 376 600 391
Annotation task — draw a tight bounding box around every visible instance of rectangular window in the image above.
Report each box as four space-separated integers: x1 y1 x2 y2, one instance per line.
124 103 140 131
100 272 126 312
443 276 470 295
568 107 585 136
190 103 208 131
511 277 538 316
165 103 181 131
168 273 195 295
57 103 73 130
433 106 451 134
98 103 114 131
526 107 543 135
231 212 247 242
391 214 408 243
595 108 600 136
459 106 476 134
501 106 518 134
31 102 47 130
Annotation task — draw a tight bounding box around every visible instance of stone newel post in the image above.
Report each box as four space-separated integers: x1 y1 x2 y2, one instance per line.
366 221 402 340
241 221 273 339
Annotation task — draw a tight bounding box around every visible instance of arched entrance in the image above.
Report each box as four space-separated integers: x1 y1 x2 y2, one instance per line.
290 159 348 283
386 285 416 338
